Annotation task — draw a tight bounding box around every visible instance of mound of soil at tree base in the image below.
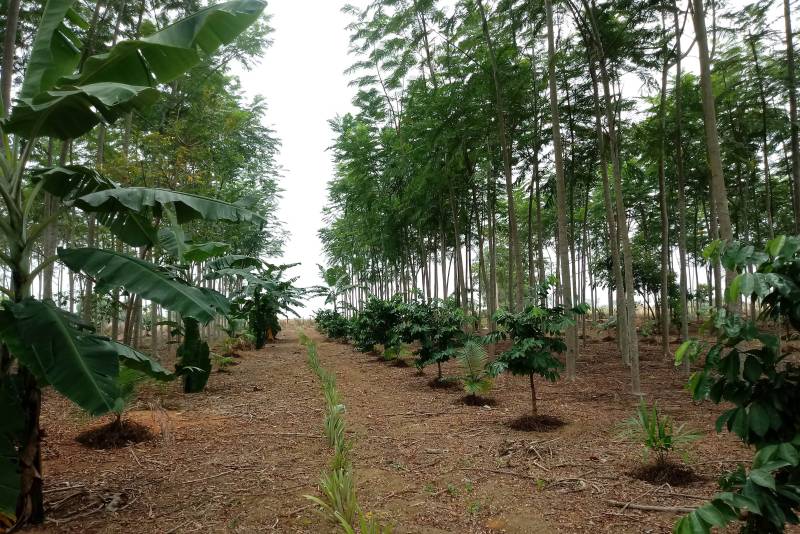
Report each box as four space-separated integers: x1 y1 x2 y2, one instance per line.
508 414 566 432
76 419 156 450
390 358 410 368
629 461 700 486
428 377 461 390
458 394 497 407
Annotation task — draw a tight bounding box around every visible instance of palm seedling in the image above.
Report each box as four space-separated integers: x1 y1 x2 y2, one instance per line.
457 341 493 401
618 399 701 468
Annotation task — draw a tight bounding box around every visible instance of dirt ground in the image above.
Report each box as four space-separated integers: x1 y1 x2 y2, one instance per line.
25 324 799 533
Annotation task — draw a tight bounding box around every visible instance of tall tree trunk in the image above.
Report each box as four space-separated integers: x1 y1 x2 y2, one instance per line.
545 0 576 378
597 51 640 393
785 0 800 231
674 1 691 361
658 16 671 360
1 0 21 117
589 60 628 366
749 37 775 239
691 0 735 304
478 0 524 311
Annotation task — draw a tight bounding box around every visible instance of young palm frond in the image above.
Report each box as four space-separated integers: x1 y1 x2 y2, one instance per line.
618 400 701 465
457 341 492 396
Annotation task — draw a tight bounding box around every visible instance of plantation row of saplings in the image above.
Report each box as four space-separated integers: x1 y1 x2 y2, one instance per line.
314 237 800 534
0 1 308 531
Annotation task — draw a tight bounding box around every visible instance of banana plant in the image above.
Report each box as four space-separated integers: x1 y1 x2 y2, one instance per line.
0 0 266 527
206 261 305 349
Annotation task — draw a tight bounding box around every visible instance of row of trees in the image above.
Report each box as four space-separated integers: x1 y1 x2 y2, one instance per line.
0 1 294 529
319 0 800 395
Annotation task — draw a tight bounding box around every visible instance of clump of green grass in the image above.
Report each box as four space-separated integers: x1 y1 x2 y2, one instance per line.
300 335 393 533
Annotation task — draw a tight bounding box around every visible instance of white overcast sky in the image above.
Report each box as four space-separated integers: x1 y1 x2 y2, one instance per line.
235 0 368 312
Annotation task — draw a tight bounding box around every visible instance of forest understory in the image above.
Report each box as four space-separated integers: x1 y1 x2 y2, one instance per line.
25 323 793 534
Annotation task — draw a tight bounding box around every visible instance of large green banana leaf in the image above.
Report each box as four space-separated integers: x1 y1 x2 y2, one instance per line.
0 299 119 416
71 0 266 87
0 376 24 524
17 0 80 101
31 165 117 199
31 166 155 247
113 343 173 382
7 83 159 139
205 255 262 272
5 0 265 139
76 187 265 225
58 247 229 323
157 227 229 263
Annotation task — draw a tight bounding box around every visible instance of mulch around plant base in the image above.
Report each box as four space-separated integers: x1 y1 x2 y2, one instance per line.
629 461 701 487
34 327 800 533
75 419 156 450
507 414 566 432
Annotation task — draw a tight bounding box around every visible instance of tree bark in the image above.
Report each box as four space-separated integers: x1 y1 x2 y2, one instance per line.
1 0 21 117
784 0 800 231
545 0 576 378
657 16 671 361
691 0 735 304
674 1 691 364
478 0 524 311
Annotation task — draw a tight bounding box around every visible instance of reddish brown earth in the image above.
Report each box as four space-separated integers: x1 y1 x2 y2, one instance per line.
24 325 800 533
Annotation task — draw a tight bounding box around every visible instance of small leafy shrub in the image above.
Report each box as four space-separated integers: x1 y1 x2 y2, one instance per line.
315 309 351 340
400 299 469 381
639 320 656 338
212 353 237 373
349 296 405 353
619 400 700 472
674 236 800 534
489 283 587 424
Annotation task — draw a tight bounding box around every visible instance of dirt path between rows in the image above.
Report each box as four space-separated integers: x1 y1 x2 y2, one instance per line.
28 325 784 533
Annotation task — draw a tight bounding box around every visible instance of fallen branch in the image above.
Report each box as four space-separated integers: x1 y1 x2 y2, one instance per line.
460 467 541 480
606 499 696 513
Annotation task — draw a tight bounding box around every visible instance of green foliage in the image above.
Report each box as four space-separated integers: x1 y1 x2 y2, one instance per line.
397 299 470 376
302 338 392 533
211 353 236 373
457 341 493 397
176 318 211 394
619 400 701 466
487 283 587 417
349 296 405 353
314 309 350 341
0 0 266 526
5 0 266 139
214 262 304 349
0 298 171 415
59 247 229 324
674 237 800 534
488 300 583 382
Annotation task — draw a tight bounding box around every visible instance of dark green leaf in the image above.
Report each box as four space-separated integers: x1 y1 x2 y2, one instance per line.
0 299 120 416
58 247 228 323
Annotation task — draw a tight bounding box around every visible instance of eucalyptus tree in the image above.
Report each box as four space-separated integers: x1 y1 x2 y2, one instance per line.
0 1 266 526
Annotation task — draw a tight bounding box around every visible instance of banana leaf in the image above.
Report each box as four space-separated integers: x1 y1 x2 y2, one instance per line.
6 83 159 139
76 187 265 225
58 247 229 323
0 299 120 416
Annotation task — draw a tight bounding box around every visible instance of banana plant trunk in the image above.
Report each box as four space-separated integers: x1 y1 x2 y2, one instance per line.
9 244 45 524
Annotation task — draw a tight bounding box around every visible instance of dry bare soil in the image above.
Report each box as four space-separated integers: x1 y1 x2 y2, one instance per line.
26 325 800 533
